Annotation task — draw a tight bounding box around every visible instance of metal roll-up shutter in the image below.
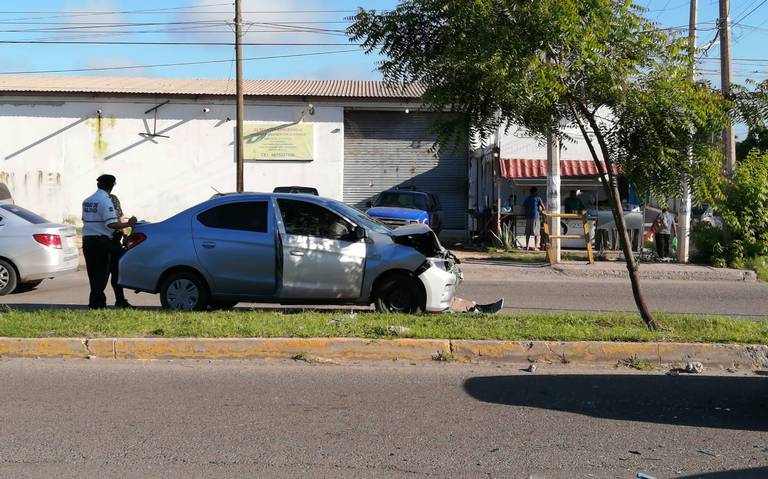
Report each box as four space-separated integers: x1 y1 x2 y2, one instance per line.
343 111 468 230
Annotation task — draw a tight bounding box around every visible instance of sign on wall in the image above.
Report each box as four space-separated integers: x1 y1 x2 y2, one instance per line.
243 122 314 161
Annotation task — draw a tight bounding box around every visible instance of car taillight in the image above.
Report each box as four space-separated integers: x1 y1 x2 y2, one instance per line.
33 234 62 249
125 232 146 250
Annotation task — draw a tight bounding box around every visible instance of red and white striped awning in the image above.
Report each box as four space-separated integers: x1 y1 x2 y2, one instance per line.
500 158 616 179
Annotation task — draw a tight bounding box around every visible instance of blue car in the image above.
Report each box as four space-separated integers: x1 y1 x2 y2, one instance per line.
366 189 444 234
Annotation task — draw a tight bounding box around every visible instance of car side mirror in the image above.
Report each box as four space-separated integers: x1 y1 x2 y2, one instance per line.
366 200 373 208
354 226 367 241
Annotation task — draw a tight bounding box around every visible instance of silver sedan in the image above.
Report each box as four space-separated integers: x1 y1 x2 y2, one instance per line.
0 204 79 295
119 193 461 312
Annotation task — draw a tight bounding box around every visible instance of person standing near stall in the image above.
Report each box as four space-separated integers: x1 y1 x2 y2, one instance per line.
653 207 677 259
81 174 136 309
523 187 545 250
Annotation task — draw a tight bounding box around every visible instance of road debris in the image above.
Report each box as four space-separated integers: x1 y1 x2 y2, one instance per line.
697 449 717 457
685 361 704 373
525 364 537 373
387 325 411 336
636 473 657 479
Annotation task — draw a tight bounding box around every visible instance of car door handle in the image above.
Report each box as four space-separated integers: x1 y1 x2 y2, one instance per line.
289 250 305 257
201 241 216 249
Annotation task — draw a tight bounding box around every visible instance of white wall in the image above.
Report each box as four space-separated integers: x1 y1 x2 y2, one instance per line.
499 124 603 162
0 95 344 224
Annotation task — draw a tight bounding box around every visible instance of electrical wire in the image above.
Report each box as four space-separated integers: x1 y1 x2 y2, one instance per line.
0 40 356 46
732 0 768 28
0 49 360 75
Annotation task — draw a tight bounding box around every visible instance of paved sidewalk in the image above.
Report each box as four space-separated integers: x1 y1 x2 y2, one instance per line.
454 249 756 282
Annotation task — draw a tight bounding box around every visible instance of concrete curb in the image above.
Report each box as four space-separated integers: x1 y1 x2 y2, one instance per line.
550 265 757 282
1 337 767 369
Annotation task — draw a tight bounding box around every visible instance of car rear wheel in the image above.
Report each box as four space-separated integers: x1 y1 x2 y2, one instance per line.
160 272 209 311
0 259 18 296
374 274 425 314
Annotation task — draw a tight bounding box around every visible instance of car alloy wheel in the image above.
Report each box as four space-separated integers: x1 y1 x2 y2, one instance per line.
0 265 9 289
165 278 200 311
0 259 18 296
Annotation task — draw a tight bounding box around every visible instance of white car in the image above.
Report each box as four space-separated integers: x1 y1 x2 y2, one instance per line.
0 204 79 295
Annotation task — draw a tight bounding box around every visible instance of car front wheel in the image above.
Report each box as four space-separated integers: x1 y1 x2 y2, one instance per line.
160 271 209 311
0 259 18 296
374 274 425 314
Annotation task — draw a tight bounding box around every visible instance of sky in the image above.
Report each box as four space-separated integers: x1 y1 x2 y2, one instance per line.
0 0 765 86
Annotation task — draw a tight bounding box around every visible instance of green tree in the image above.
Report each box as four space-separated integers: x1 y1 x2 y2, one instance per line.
734 81 768 161
349 0 729 330
736 126 768 162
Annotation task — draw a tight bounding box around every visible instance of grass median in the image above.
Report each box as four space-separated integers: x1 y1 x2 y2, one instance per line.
0 308 766 344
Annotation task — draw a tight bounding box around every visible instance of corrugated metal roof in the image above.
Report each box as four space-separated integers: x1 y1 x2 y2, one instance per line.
0 76 424 99
500 158 616 178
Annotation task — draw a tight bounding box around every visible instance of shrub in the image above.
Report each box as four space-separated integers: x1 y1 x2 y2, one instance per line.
696 149 768 266
690 221 725 266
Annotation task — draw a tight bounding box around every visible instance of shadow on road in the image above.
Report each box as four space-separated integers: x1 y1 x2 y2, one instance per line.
678 467 768 478
464 374 768 431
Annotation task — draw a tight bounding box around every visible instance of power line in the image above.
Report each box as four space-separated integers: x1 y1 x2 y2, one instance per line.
0 49 360 75
0 2 235 22
0 40 356 46
0 8 358 23
733 0 768 27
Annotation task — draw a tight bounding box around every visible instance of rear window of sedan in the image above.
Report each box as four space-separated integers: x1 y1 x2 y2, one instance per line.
197 201 268 233
0 204 49 224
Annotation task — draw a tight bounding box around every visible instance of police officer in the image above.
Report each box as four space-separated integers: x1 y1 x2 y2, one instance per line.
81 175 136 309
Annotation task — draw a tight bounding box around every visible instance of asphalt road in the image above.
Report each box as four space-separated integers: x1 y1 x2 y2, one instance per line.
3 263 768 318
0 359 766 478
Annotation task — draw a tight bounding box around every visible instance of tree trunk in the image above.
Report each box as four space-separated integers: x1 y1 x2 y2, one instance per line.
604 171 658 330
569 102 658 330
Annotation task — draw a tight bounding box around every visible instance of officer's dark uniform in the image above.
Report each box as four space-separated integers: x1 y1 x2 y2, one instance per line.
82 178 119 309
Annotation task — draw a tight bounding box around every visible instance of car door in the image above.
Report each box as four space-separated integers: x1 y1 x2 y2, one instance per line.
275 198 366 300
192 200 276 297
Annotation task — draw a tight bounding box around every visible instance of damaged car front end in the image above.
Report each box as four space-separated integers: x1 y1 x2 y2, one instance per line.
384 224 463 312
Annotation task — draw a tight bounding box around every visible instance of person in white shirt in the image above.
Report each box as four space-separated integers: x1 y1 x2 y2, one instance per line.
81 175 136 309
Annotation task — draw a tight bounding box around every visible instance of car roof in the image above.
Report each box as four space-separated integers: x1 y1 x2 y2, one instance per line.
205 192 336 206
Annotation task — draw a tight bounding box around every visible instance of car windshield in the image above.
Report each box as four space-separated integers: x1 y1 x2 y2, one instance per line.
373 191 429 210
331 201 392 234
0 204 49 224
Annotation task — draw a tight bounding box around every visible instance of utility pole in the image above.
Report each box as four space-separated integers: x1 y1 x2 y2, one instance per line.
235 0 245 192
719 0 736 175
546 132 560 262
678 0 697 263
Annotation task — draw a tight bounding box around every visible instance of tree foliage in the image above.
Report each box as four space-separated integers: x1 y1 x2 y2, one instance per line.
734 81 768 162
349 0 731 329
695 149 768 267
349 0 729 202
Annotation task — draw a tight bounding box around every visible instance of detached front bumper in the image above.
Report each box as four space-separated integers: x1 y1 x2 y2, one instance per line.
417 257 463 312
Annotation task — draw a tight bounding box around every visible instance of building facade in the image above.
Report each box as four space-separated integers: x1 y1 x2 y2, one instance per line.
0 76 469 236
